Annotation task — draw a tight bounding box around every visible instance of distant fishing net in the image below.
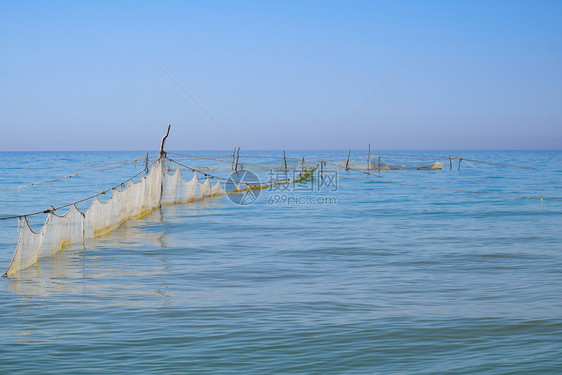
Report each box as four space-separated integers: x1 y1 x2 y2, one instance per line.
4 161 226 276
324 156 444 171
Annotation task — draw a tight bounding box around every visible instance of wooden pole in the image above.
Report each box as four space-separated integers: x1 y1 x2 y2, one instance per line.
159 124 171 158
449 156 452 171
367 144 371 170
232 147 236 170
345 150 351 171
458 157 463 171
283 150 287 170
235 147 240 171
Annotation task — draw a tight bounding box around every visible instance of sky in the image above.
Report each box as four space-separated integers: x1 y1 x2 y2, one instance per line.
1 0 561 151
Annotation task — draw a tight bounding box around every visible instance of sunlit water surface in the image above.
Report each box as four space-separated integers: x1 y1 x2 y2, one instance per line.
1 151 561 374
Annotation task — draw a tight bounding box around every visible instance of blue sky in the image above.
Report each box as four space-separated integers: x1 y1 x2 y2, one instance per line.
1 0 561 150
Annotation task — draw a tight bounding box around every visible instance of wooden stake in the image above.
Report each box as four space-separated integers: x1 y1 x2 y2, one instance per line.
235 147 240 171
449 156 452 171
159 124 171 158
458 158 463 171
283 150 287 170
345 150 351 171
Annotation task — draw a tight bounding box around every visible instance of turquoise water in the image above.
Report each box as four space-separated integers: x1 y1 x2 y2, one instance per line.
1 151 561 374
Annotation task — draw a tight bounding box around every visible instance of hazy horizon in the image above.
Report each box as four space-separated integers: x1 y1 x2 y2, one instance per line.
1 148 560 153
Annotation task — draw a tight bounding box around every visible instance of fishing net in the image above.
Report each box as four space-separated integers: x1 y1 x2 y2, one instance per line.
4 149 552 277
4 160 226 276
326 158 444 171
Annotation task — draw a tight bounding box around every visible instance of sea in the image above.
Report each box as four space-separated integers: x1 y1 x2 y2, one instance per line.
0 150 561 374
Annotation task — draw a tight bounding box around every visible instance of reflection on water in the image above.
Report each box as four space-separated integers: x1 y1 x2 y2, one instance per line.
6 194 227 297
5 196 230 317
7 208 169 300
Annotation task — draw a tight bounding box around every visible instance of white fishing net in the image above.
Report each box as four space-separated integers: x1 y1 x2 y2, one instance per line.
4 160 227 276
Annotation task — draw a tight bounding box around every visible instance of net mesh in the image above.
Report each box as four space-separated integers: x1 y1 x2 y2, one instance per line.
4 160 226 276
4 152 451 276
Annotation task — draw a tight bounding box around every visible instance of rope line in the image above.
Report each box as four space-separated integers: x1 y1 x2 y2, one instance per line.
177 151 535 171
149 55 243 149
0 154 159 193
367 153 535 170
0 159 159 221
167 152 318 174
0 155 314 221
165 157 228 181
9 154 159 171
0 173 80 193
80 154 159 167
2 152 557 221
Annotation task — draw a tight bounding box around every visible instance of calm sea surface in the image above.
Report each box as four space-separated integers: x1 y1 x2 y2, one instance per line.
0 151 561 374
